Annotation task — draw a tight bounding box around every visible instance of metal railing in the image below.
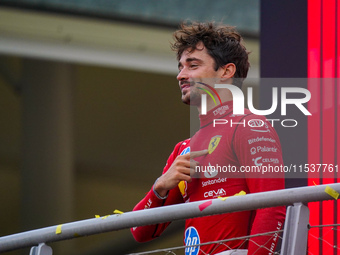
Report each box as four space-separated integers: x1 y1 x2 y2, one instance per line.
0 183 339 255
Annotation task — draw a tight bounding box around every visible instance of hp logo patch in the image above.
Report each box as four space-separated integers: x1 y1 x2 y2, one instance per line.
184 226 200 255
180 147 190 155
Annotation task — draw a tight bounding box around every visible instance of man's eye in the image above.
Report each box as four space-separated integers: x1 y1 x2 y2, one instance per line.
190 64 198 68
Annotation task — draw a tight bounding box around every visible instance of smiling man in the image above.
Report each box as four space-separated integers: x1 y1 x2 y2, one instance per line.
131 22 286 255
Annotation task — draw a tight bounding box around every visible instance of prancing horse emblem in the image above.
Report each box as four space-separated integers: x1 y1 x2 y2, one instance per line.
208 135 222 154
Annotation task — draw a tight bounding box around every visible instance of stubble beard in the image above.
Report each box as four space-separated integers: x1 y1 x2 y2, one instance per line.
181 86 201 106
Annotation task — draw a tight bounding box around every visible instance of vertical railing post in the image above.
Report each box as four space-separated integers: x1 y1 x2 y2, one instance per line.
29 243 53 255
281 202 309 255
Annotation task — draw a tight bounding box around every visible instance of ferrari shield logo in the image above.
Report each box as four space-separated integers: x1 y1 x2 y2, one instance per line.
208 135 222 154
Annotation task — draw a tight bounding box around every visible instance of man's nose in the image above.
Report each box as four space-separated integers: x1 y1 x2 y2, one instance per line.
177 68 189 81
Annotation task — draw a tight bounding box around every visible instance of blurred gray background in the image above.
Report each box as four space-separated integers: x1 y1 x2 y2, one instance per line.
0 1 259 254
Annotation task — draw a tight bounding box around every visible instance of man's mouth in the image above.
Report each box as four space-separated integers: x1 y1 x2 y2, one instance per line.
180 81 194 92
181 84 190 89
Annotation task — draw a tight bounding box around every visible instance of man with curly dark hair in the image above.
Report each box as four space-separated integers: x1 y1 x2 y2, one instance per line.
172 22 249 88
131 22 285 255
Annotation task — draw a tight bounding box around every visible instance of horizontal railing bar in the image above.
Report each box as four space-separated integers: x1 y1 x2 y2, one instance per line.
309 223 340 228
0 183 339 253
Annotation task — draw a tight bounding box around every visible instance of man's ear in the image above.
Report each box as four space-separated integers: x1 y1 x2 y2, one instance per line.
221 63 236 81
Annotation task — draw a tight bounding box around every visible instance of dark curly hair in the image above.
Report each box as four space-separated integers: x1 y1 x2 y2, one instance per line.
171 22 250 87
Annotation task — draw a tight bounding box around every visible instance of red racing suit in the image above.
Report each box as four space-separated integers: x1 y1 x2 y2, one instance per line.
131 101 286 255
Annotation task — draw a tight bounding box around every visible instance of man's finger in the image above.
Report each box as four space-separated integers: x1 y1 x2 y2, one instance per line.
190 160 199 169
190 149 209 158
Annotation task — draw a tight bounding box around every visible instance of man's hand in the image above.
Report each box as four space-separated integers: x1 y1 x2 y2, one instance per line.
154 149 208 197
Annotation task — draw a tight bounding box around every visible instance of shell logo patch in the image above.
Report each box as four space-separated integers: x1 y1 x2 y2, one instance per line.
178 181 187 198
208 135 222 154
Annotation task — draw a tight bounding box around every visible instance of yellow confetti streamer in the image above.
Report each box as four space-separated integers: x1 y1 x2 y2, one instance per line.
55 224 62 235
113 209 124 214
235 191 246 196
218 190 246 201
325 186 339 200
95 215 100 218
313 181 317 186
